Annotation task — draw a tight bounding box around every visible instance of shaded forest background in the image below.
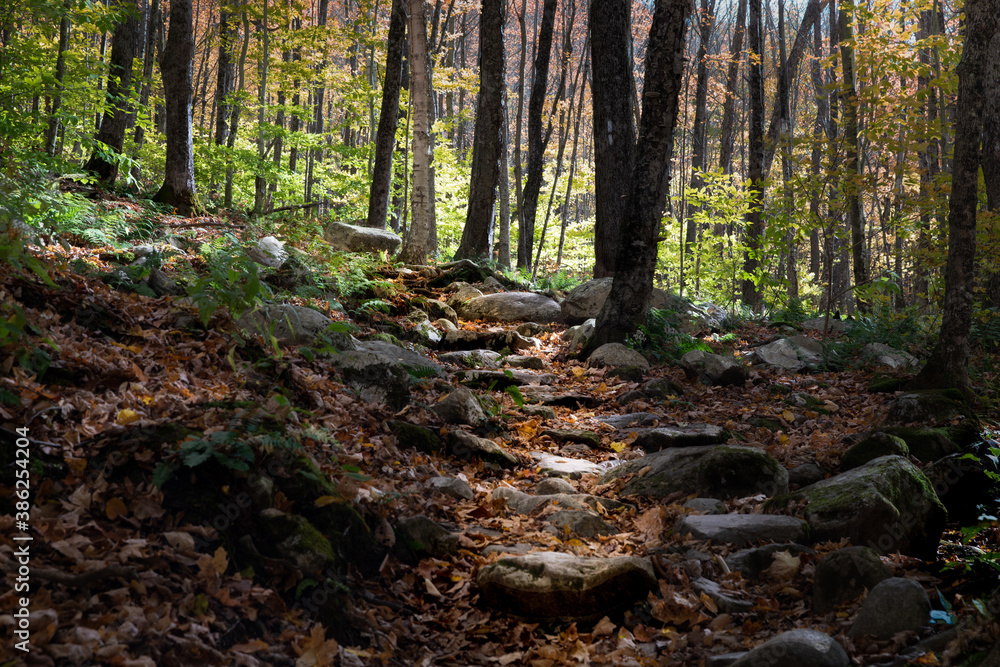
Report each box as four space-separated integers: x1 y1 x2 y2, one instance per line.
2 0 1000 317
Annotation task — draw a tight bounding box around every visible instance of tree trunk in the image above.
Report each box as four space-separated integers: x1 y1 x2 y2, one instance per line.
516 0 558 270
584 0 689 353
778 0 797 298
366 0 407 229
808 16 825 283
84 0 140 185
214 4 236 146
741 0 766 309
912 0 998 390
253 0 270 215
398 0 435 264
718 0 746 176
306 0 329 209
683 0 716 284
496 85 512 268
45 0 73 157
152 0 197 216
512 0 528 272
982 33 1000 308
590 0 635 278
839 0 868 311
454 0 506 260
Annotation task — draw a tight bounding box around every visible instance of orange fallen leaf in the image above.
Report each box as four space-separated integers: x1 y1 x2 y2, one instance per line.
105 497 128 519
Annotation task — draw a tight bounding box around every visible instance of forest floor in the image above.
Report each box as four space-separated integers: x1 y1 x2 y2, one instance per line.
0 202 999 666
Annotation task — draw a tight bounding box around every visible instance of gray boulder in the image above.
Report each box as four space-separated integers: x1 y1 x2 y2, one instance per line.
327 349 410 409
841 432 909 471
437 349 502 368
692 577 753 613
880 426 961 462
813 546 891 613
566 319 596 351
530 452 602 479
632 424 729 452
544 510 616 538
561 278 683 325
237 304 349 347
680 350 748 386
682 498 726 514
587 343 650 370
476 552 656 621
445 284 485 308
601 445 788 500
440 328 538 352
434 386 487 426
885 390 973 425
147 268 184 297
457 292 563 323
434 317 458 332
535 478 577 495
925 453 998 524
861 343 919 370
355 339 443 377
323 221 401 254
847 577 930 639
519 385 602 409
248 235 288 268
395 516 461 561
428 476 475 500
767 455 946 558
675 514 809 547
747 335 825 372
448 430 518 468
730 629 849 667
506 354 544 370
598 412 663 430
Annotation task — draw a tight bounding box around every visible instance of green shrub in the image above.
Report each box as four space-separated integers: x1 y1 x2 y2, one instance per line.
628 307 711 363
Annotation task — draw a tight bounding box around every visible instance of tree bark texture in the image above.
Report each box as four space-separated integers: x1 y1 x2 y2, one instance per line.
717 0 746 175
398 0 435 264
590 0 635 278
683 0 715 268
839 0 869 310
152 0 197 216
517 0 557 270
584 0 689 353
45 0 73 157
741 0 766 308
84 0 140 185
455 0 506 260
366 0 407 229
913 0 998 390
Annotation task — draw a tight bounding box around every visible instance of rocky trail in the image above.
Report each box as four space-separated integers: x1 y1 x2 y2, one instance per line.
1 224 999 666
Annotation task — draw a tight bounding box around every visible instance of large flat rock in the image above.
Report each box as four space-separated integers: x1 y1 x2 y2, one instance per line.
477 552 656 621
457 292 563 323
676 514 810 547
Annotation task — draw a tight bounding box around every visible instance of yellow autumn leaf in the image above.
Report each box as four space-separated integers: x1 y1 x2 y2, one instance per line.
566 538 584 546
781 409 795 422
105 497 128 519
116 409 140 425
571 366 586 377
778 434 791 445
610 441 627 453
315 495 339 507
700 592 719 614
212 547 229 574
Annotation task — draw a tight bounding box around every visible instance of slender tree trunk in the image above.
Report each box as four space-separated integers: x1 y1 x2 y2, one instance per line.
253 0 270 215
778 0 797 298
557 63 586 268
398 0 435 264
512 0 528 271
45 0 73 157
590 0 635 278
129 0 159 182
152 0 197 215
84 0 140 185
215 4 236 146
741 0 766 308
839 0 869 311
982 33 1000 308
455 0 506 260
517 0 558 270
683 0 716 285
718 0 746 176
808 15 825 283
913 0 998 390
366 0 407 229
496 85 512 268
584 0 690 353
307 0 330 209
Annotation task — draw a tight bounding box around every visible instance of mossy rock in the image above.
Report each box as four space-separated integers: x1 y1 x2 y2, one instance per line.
601 445 788 500
388 420 444 453
365 331 406 347
607 365 646 383
841 433 909 471
256 508 338 576
868 375 909 393
879 426 960 462
885 389 973 425
767 455 946 558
